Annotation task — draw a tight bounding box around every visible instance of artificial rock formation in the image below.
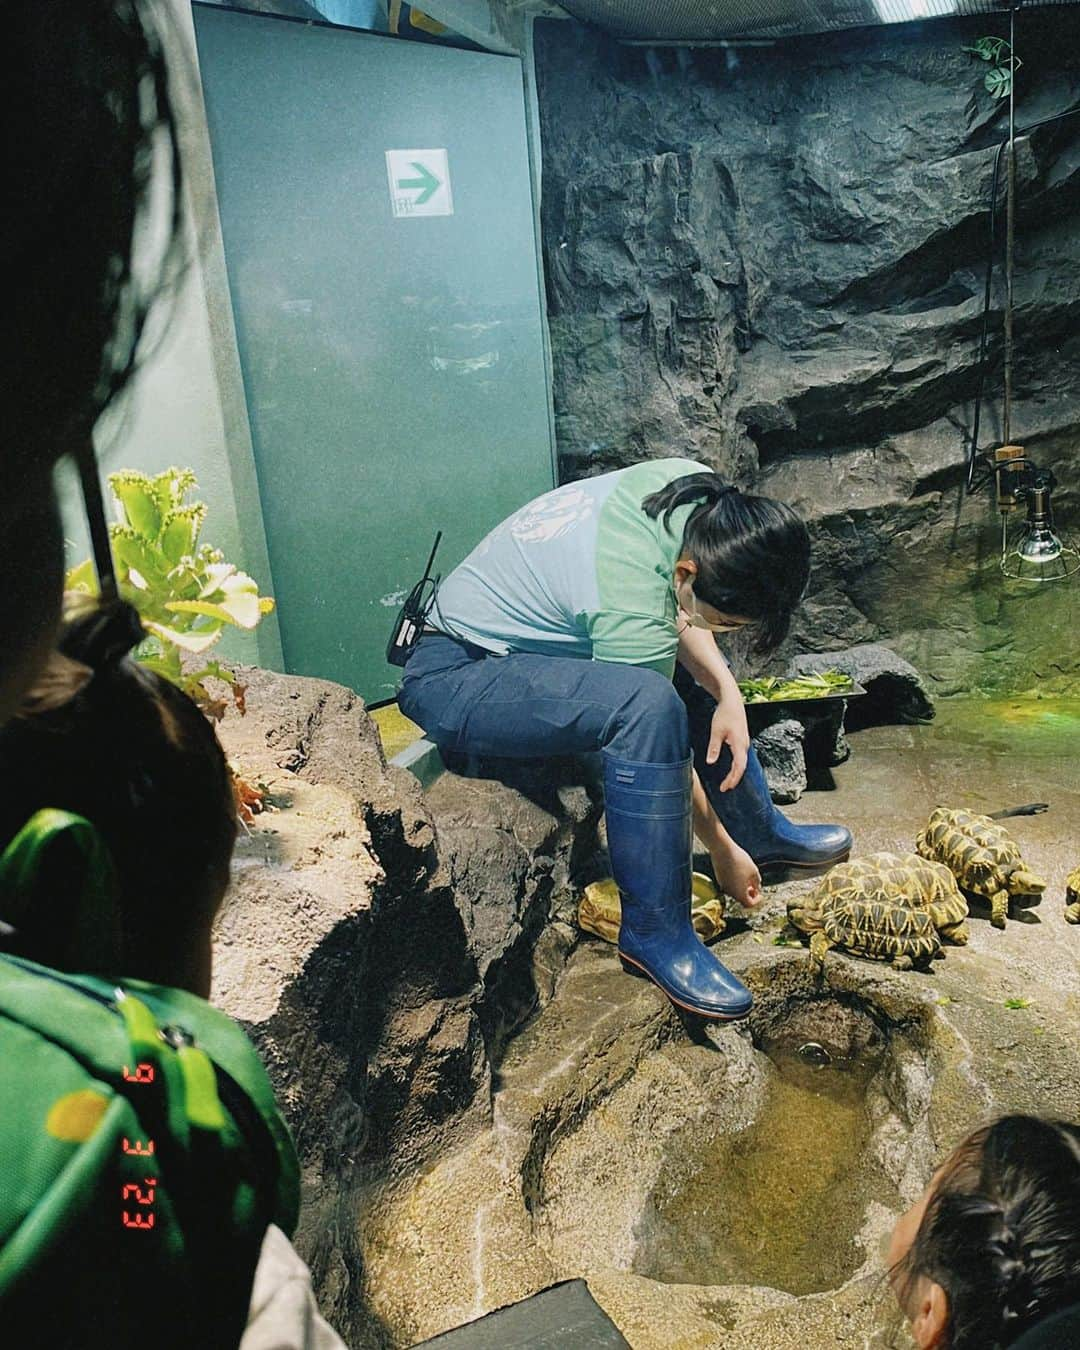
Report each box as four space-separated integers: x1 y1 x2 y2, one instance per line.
357 700 1080 1349
213 667 602 1345
210 664 1080 1348
791 642 935 730
750 641 930 800
535 12 1080 697
751 717 808 803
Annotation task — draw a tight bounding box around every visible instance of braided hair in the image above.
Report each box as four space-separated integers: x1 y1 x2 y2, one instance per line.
641 471 811 654
896 1116 1080 1348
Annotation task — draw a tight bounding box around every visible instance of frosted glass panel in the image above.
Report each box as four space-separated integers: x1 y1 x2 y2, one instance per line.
193 5 555 700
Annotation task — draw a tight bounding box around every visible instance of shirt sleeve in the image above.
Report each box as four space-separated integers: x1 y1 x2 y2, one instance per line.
240 1225 349 1350
587 610 678 680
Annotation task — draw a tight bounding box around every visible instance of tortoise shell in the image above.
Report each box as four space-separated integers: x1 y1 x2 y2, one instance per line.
579 872 726 945
1066 866 1080 925
813 852 969 940
787 851 968 971
818 894 940 969
915 807 1046 929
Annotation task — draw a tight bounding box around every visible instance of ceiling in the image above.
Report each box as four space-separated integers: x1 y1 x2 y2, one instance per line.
554 0 1079 42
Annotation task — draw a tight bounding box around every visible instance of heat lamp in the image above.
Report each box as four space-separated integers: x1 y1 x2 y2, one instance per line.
965 6 1078 585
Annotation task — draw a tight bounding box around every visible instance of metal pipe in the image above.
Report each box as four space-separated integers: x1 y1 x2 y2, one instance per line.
618 38 775 47
1003 4 1017 446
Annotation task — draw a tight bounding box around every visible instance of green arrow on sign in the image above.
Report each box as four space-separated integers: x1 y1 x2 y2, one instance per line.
397 161 440 205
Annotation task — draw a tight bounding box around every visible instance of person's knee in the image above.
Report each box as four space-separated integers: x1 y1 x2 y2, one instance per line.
607 668 689 760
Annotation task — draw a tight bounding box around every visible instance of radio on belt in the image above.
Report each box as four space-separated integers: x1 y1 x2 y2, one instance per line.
385 531 443 668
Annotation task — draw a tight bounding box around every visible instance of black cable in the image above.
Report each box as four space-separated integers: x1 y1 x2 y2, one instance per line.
75 440 119 603
965 103 1080 495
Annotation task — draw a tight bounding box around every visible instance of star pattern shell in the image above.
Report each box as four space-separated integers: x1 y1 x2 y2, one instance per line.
1066 867 1080 924
787 850 969 967
915 807 1045 901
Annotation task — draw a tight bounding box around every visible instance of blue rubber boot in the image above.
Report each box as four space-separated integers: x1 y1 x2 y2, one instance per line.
604 754 752 1021
707 744 852 882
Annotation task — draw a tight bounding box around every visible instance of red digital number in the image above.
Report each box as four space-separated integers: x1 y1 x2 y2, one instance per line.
122 1177 157 1209
121 1212 155 1230
122 1137 155 1156
122 1063 155 1084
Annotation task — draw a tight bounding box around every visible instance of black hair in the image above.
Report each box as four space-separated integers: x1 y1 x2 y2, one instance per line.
2 5 186 727
896 1115 1080 1349
5 1 185 479
0 601 237 983
641 471 811 653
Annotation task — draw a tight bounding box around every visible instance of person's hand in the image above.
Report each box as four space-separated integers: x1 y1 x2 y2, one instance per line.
709 837 762 909
708 698 750 791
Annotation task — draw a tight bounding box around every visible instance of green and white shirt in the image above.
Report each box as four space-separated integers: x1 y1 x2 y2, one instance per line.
432 459 707 679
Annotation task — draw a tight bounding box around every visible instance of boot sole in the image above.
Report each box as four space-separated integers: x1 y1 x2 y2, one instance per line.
618 953 751 1021
759 850 850 885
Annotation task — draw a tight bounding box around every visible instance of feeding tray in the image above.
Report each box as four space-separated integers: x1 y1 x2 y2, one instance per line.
739 679 868 709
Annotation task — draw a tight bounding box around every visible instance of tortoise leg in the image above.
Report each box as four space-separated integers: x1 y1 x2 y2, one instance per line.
809 931 831 976
1066 903 1080 925
990 889 1009 929
891 954 914 971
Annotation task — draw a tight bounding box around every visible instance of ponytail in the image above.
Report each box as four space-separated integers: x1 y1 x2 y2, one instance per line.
896 1116 1080 1349
17 599 145 718
642 470 810 654
642 472 738 530
58 598 146 671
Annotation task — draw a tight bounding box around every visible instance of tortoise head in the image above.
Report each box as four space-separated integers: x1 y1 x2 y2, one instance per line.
786 904 824 934
937 919 970 945
1007 865 1047 898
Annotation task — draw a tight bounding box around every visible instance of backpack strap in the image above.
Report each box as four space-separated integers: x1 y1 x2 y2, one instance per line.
0 809 122 973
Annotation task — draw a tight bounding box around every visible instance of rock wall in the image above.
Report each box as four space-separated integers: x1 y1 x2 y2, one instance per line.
213 669 602 1346
535 13 1080 695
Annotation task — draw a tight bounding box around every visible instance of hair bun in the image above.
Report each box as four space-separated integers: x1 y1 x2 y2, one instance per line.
60 600 146 671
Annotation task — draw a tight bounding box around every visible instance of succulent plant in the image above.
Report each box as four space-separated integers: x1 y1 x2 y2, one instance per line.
66 467 274 718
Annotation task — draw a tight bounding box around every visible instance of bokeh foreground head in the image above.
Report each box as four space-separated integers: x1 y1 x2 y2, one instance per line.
2 1 183 722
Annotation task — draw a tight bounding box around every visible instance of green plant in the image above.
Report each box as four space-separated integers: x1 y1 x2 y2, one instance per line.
66 467 274 718
963 36 1021 100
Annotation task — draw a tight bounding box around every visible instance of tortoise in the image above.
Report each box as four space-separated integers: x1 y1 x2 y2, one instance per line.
579 872 725 945
915 807 1047 929
787 851 970 973
1066 867 1080 925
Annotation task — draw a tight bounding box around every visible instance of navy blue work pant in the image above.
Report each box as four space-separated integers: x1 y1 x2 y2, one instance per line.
399 634 723 774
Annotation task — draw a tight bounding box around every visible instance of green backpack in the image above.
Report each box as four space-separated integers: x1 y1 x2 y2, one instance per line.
0 811 300 1349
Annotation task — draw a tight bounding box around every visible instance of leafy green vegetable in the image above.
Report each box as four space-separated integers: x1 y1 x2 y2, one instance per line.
1004 997 1033 1010
738 670 855 704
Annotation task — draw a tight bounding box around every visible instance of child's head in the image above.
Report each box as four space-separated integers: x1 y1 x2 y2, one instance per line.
889 1115 1080 1349
0 601 237 997
4 3 183 722
641 472 811 653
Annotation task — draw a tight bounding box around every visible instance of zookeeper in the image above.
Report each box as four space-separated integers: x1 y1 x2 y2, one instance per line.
399 460 852 1020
